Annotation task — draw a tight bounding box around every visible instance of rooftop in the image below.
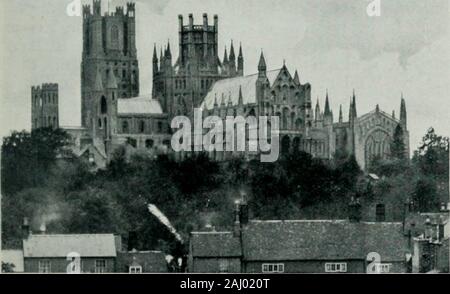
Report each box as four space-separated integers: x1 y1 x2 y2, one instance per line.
23 234 117 258
200 69 282 110
118 95 163 115
190 220 410 262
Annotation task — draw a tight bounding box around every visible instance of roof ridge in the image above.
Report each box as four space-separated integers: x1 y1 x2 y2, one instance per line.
28 233 115 237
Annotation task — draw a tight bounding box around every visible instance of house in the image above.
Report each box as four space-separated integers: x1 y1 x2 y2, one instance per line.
189 200 412 273
23 233 117 273
409 209 450 273
116 250 168 273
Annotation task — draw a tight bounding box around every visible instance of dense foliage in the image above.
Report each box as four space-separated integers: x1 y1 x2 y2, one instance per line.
1 127 448 259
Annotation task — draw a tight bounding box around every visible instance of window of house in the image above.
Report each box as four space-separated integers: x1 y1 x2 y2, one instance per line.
157 122 163 133
129 266 142 274
375 263 391 273
219 259 230 273
325 263 347 273
145 139 154 149
376 204 386 222
38 260 51 273
262 263 284 273
95 259 107 273
98 118 103 129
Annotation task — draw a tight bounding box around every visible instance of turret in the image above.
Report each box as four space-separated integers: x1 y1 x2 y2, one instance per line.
258 51 267 77
93 0 101 16
256 51 268 102
237 43 244 76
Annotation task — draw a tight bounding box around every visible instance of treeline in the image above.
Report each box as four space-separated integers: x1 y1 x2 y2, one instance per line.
1 127 448 256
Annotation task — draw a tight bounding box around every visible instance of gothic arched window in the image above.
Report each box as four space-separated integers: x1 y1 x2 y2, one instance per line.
100 96 107 114
122 121 129 134
111 26 119 42
139 120 145 133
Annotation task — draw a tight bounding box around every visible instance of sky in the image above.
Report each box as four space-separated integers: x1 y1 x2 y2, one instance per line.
0 0 449 152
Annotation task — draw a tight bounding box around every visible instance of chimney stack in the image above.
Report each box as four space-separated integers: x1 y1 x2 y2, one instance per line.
348 197 362 223
39 222 47 235
128 231 138 251
22 217 31 240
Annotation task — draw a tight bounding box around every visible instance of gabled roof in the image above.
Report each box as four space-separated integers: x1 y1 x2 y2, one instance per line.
200 69 282 110
23 234 117 258
242 220 408 262
190 232 242 257
118 95 163 115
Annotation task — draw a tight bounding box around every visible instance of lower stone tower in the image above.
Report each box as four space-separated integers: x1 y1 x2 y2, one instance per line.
31 83 59 130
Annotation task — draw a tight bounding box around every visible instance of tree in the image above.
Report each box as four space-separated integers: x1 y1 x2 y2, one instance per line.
415 127 449 178
1 128 70 195
391 124 406 160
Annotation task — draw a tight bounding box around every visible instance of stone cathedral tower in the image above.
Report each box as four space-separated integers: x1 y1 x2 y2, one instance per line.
81 0 139 133
152 13 244 118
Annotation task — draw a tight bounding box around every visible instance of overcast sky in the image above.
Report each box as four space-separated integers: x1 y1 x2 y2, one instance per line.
0 0 449 151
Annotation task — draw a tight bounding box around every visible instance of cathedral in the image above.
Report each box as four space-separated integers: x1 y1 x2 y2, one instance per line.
31 1 409 170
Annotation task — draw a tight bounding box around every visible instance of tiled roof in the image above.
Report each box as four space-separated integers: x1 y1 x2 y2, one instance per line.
190 232 242 257
242 220 409 262
117 251 168 273
118 95 163 115
200 69 282 110
23 234 117 258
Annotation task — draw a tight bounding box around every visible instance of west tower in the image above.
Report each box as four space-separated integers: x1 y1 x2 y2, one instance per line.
81 1 139 130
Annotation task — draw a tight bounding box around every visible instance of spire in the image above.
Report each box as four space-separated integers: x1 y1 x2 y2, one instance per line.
293 70 300 85
94 68 103 92
228 93 233 107
106 68 118 89
400 94 407 128
152 44 158 62
324 90 331 116
315 98 321 121
237 43 244 76
352 90 357 118
339 104 343 123
238 85 243 105
221 93 226 106
223 46 229 64
229 41 236 61
392 110 396 119
166 40 172 59
376 104 380 113
258 51 266 74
